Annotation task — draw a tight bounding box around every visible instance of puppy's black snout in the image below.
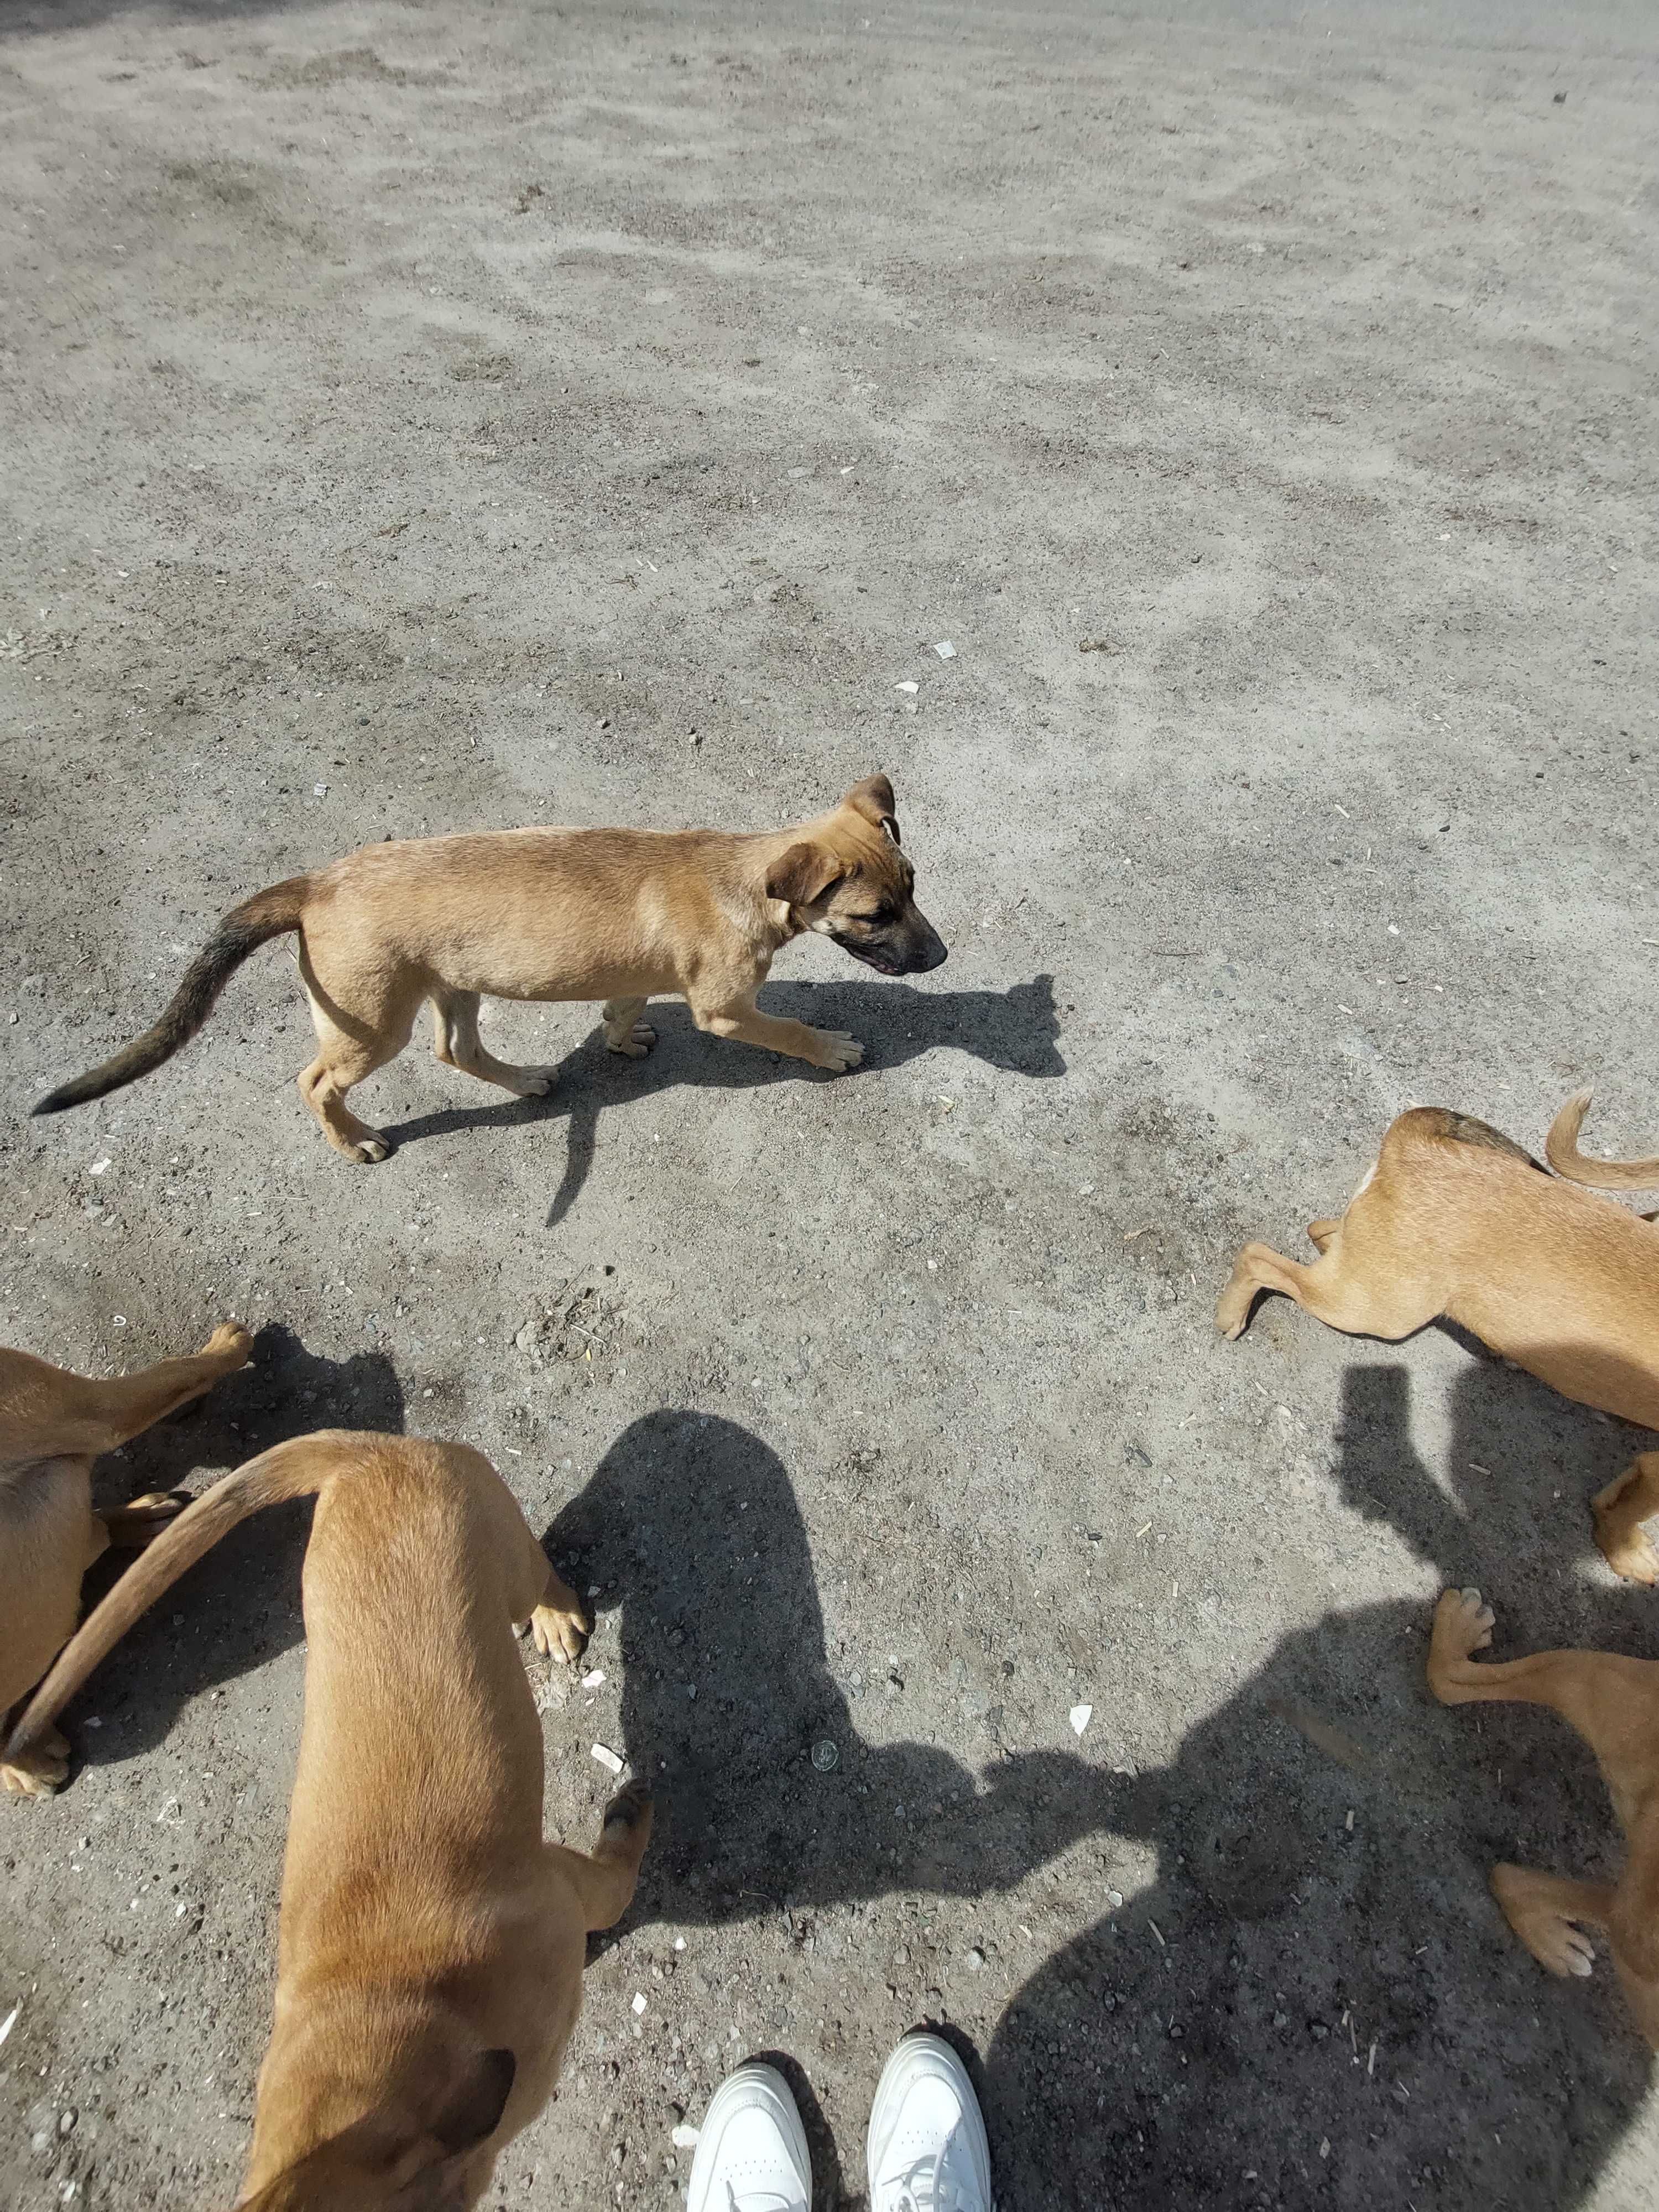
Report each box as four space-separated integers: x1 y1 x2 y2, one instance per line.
909 919 948 973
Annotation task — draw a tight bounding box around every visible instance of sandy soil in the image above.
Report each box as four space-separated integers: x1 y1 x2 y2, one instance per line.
3 1 1657 2205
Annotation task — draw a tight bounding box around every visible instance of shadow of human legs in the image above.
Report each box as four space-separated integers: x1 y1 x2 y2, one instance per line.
983 1594 1652 2209
63 1327 406 1773
545 1410 1115 1938
983 1363 1655 2209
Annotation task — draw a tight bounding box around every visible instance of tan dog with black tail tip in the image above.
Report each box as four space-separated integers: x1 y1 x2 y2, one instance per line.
3 1431 653 2210
1429 1587 1659 2048
1217 1104 1659 1580
1 1321 252 1798
32 774 946 1164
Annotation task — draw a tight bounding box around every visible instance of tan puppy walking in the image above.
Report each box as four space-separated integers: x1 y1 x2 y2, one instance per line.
3 1431 652 2209
1215 1105 1659 1578
1 1322 252 1797
1428 1588 1659 2048
32 774 946 1162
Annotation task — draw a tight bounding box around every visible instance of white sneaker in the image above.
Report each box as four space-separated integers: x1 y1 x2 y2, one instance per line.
686 2061 813 2212
866 2033 992 2212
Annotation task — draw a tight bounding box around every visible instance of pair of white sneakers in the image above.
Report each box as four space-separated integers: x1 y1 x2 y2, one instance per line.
686 2031 992 2212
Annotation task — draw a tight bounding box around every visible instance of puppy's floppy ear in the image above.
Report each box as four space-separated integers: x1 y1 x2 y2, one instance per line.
232 2051 518 2212
765 841 846 907
843 772 900 844
429 2047 517 2156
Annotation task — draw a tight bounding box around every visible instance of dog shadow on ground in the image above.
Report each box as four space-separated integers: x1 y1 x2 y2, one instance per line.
378 974 1064 1225
981 1355 1656 2211
56 1325 406 1773
545 1410 1111 1936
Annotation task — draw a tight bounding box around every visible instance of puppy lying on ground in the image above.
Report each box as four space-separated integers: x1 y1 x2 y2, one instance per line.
1428 1587 1659 2047
3 1430 653 2210
32 773 946 1162
1 1322 252 1798
1215 1105 1659 1579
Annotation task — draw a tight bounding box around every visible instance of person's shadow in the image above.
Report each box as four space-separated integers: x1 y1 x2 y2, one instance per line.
59 1324 406 1772
983 1358 1656 2211
379 975 1064 1226
545 1410 1109 1931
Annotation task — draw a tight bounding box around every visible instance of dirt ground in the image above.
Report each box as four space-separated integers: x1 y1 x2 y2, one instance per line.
2 0 1657 2205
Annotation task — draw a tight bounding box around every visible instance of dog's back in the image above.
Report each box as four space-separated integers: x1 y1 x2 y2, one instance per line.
278 1437 552 1947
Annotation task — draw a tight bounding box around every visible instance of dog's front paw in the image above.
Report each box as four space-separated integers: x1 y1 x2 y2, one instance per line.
346 1134 392 1165
1592 1457 1659 1584
2 1724 70 1799
203 1322 254 1366
1427 1586 1495 1695
506 1064 559 1096
532 1599 590 1666
601 1778 654 1837
116 1494 187 1547
606 1024 656 1060
1492 1865 1597 1978
812 1028 864 1073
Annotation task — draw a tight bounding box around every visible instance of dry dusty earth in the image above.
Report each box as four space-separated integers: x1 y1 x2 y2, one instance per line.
2 0 1658 2206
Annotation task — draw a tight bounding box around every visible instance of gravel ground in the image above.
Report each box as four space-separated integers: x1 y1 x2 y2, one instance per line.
2 2 1657 2207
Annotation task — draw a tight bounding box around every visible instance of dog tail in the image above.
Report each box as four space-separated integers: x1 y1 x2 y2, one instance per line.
1 1430 362 1773
1545 1089 1659 1191
31 875 310 1116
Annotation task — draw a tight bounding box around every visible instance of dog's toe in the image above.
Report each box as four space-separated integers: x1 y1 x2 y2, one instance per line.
350 1135 392 1164
531 1601 589 1665
602 1778 653 1833
815 1029 863 1072
122 1494 187 1540
2 1738 70 1798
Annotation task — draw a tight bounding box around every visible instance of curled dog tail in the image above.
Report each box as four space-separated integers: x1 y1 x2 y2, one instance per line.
1546 1089 1659 1191
1 1430 364 1773
32 875 310 1115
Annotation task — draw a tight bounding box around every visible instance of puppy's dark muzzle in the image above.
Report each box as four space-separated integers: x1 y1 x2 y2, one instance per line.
906 927 948 974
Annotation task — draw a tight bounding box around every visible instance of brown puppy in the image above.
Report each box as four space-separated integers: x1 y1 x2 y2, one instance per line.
1428 1587 1659 2048
32 774 946 1162
3 1430 653 2209
1 1322 252 1797
1215 1106 1659 1579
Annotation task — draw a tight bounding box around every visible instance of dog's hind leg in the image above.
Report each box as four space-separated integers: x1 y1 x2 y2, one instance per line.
549 1782 654 1932
297 955 421 1162
1430 1588 1659 1832
431 991 559 1098
601 997 655 1058
1215 1225 1444 1342
29 1325 253 1459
